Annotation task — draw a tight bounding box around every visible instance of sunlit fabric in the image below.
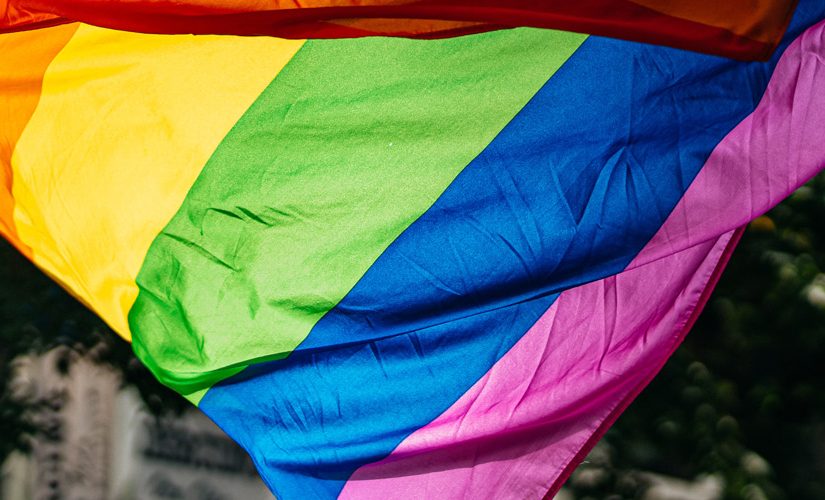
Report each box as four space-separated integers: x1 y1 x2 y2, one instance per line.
1 0 824 498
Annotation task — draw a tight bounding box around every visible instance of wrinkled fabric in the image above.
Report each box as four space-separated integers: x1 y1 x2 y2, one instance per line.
200 6 825 499
343 24 825 492
1 0 824 498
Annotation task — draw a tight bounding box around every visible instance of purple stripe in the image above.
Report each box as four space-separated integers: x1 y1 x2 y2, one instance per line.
340 17 825 499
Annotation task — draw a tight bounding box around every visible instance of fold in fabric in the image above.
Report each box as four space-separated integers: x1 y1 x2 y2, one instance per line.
342 16 825 497
196 6 825 497
2 0 798 60
1 1 824 498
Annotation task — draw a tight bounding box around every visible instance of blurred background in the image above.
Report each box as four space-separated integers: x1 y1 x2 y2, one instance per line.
2 173 825 500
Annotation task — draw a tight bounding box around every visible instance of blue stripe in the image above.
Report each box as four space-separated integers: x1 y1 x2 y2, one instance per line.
200 3 824 498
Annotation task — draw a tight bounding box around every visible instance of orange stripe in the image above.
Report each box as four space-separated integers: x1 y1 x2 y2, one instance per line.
629 0 796 46
0 22 77 257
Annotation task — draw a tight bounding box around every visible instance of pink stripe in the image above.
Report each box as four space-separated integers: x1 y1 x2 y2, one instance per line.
341 230 737 500
340 18 825 500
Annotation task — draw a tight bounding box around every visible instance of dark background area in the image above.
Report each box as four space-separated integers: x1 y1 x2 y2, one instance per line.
569 173 825 499
2 174 825 499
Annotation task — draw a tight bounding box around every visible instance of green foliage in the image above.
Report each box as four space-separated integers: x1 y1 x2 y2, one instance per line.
570 173 825 499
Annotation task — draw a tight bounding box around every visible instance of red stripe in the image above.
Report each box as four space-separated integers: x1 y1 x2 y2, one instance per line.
7 0 787 60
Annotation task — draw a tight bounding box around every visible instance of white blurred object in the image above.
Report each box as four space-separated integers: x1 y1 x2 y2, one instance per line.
641 473 724 500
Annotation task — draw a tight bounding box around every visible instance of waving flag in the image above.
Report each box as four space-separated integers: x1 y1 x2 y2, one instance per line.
2 0 824 498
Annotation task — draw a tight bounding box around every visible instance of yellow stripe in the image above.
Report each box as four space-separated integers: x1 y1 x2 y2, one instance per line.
12 25 304 340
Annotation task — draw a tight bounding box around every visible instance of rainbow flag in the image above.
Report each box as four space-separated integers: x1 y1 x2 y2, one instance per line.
2 0 824 498
2 0 798 59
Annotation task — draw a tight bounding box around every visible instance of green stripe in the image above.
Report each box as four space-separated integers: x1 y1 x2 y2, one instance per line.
128 28 586 402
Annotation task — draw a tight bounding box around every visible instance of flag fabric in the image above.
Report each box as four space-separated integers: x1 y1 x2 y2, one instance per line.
2 0 825 498
2 0 798 60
